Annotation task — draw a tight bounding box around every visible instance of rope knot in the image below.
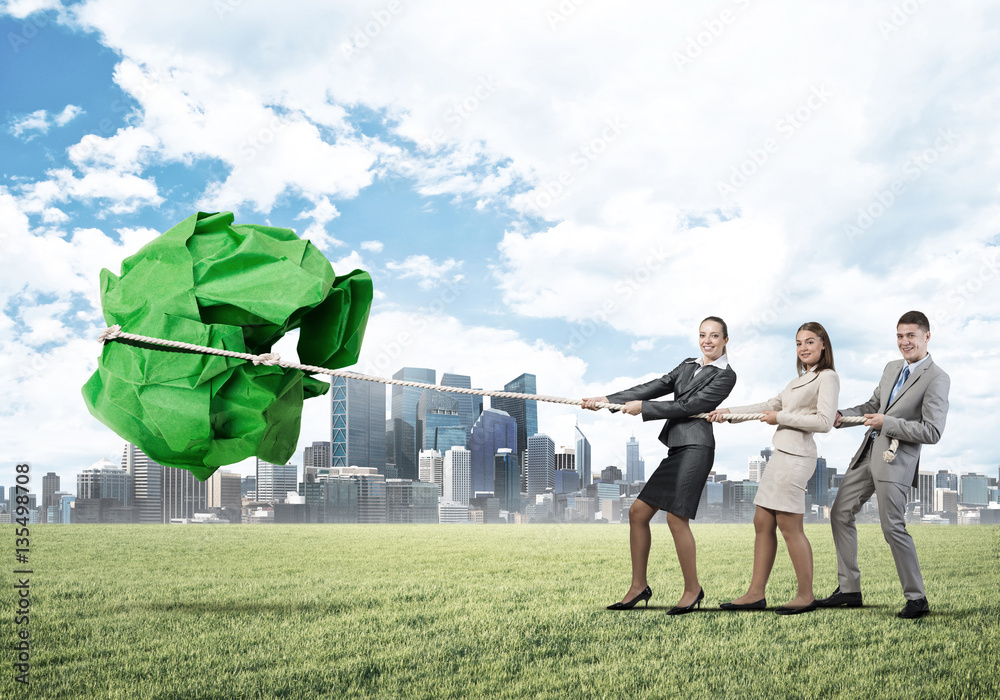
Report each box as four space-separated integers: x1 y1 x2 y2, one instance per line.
253 352 281 366
98 325 123 344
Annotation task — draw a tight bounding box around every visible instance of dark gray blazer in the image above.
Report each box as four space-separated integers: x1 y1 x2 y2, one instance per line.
607 359 737 449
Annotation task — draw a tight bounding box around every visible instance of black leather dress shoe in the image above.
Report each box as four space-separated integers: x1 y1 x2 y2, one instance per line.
720 598 767 610
897 597 929 619
815 586 863 608
667 588 704 615
775 599 819 615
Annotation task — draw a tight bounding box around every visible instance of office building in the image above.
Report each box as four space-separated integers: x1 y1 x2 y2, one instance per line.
163 466 208 522
418 449 444 496
303 441 331 482
734 480 759 522
554 446 575 473
331 376 386 474
494 448 521 513
440 372 481 440
78 459 131 506
960 474 989 506
389 367 436 480
806 457 828 509
555 468 580 494
916 471 935 511
443 447 472 506
386 479 439 523
491 373 538 458
748 455 767 482
936 470 958 490
42 472 59 509
935 488 958 515
256 459 298 503
439 502 470 524
417 389 463 452
122 443 164 524
575 423 592 487
469 408 517 497
600 465 623 483
207 470 242 510
626 436 644 483
526 433 555 497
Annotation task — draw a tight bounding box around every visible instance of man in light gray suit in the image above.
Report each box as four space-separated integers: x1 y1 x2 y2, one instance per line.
817 311 950 619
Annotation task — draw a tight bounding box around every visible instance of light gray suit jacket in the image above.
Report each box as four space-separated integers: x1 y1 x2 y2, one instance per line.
838 354 950 487
727 368 840 458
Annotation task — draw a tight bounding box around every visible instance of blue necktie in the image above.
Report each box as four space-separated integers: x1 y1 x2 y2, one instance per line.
889 365 910 405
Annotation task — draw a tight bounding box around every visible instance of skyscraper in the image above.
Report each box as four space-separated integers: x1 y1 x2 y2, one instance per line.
207 470 242 510
917 471 935 512
443 447 472 505
526 433 555 497
303 441 331 482
440 372 478 442
78 459 131 506
626 436 643 483
936 470 958 490
494 449 521 513
256 459 298 503
748 455 767 482
491 373 538 458
331 376 386 474
600 465 623 483
959 474 989 505
806 457 828 510
386 479 439 523
469 408 517 496
418 449 444 496
554 446 575 473
575 423 592 487
42 472 59 509
163 467 208 521
417 389 462 452
390 367 436 479
122 443 163 524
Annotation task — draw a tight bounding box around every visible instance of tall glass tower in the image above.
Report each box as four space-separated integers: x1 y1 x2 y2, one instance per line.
331 376 387 474
491 373 537 458
574 423 591 487
526 433 555 497
469 408 517 496
626 435 642 484
390 367 436 480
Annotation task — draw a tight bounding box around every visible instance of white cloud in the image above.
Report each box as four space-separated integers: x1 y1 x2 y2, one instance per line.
8 104 83 138
360 240 384 253
17 167 163 215
1 0 63 18
295 196 343 250
386 254 463 290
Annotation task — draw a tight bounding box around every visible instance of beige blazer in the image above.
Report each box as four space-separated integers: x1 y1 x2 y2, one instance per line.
727 368 840 458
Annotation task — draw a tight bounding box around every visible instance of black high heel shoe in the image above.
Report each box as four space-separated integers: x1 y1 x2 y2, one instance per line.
607 586 653 610
667 588 704 615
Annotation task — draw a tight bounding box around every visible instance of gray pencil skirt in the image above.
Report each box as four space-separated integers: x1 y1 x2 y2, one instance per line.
637 445 714 520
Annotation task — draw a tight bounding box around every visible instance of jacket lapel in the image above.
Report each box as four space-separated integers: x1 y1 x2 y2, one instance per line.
676 361 718 399
886 355 932 411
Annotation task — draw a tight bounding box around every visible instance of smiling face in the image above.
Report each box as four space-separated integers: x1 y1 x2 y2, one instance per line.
897 323 930 363
795 329 825 370
699 320 727 362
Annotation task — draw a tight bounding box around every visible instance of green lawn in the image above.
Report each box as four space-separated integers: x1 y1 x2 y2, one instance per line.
2 524 998 699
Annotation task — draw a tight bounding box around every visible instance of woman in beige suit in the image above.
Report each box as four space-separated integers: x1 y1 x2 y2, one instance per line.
706 322 839 615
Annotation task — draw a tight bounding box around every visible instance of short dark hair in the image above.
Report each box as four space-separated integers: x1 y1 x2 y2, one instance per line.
898 310 930 333
701 316 728 339
795 322 835 374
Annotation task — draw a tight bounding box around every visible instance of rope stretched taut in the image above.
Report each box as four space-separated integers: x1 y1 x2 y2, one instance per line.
96 325 899 462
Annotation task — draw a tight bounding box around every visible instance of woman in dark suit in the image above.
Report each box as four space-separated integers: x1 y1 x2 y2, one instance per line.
582 316 736 614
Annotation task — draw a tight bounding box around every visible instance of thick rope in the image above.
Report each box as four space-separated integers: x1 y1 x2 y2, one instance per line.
96 325 898 462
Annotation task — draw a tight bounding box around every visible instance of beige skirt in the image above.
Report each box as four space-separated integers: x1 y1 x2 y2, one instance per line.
753 449 816 514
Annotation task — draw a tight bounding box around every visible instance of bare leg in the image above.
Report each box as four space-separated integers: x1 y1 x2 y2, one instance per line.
618 499 658 603
667 512 701 607
776 511 815 608
730 506 777 604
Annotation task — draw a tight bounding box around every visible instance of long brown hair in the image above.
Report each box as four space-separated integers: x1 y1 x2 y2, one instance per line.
796 322 835 375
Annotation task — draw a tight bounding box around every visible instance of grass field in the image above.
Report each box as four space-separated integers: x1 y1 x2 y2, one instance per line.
2 523 998 699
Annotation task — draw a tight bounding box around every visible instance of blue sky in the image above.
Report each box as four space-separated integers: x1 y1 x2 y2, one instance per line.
2 0 999 493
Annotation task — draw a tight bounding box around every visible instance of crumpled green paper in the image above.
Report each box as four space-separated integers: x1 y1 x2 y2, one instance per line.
82 211 373 481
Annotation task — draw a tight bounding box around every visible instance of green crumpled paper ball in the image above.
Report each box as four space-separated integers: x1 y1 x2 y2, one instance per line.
82 211 373 481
